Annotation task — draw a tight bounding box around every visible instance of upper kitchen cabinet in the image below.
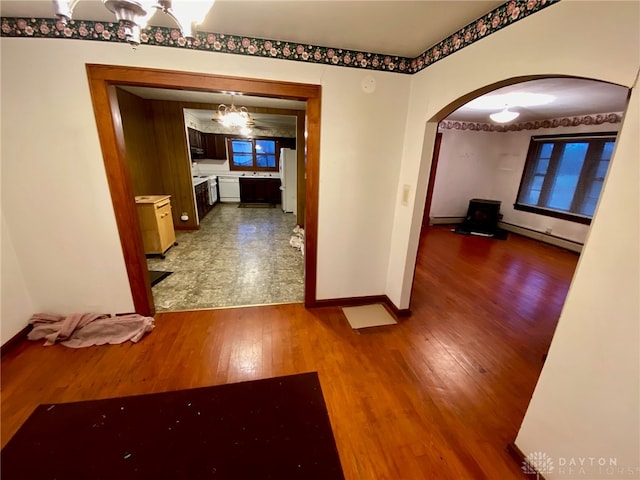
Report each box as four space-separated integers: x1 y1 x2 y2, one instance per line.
279 137 296 150
187 127 204 149
204 133 227 160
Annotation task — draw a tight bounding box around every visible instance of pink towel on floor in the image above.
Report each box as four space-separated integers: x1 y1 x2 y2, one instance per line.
28 313 154 348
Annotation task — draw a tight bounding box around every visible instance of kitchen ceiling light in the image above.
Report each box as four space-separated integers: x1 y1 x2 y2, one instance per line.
51 0 215 48
215 97 255 129
489 106 520 123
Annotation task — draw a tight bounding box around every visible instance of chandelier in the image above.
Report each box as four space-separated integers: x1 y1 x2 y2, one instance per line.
214 98 255 129
489 105 520 123
51 0 214 47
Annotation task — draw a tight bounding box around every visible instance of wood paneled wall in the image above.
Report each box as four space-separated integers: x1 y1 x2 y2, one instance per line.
115 89 162 196
147 100 198 229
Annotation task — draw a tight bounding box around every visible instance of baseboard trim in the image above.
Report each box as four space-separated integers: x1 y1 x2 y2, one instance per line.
506 442 547 480
498 221 583 253
384 299 411 318
175 226 198 231
1 324 32 357
309 295 411 319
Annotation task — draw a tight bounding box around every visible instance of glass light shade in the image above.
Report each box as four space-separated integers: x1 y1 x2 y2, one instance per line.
489 107 520 123
137 0 159 28
170 0 215 39
217 100 254 128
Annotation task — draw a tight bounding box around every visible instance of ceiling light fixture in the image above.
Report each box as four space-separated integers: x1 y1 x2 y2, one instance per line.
214 97 255 129
51 0 214 48
489 105 520 123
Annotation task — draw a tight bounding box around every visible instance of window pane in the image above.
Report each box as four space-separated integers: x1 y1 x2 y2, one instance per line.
546 142 588 211
231 140 252 154
523 175 544 205
232 154 253 167
595 159 609 180
256 140 276 155
535 158 549 175
257 154 276 168
539 143 554 159
580 179 604 216
601 141 615 161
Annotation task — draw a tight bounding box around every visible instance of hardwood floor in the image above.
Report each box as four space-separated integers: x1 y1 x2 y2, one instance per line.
0 226 578 479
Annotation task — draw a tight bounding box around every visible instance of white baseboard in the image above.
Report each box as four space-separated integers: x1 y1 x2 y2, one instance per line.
498 222 583 253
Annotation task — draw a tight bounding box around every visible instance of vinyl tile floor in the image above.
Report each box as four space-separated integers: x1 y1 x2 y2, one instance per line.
147 203 304 312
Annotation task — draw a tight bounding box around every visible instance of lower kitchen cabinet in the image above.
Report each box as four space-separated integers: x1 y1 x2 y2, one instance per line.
135 195 176 258
195 181 211 221
239 177 281 204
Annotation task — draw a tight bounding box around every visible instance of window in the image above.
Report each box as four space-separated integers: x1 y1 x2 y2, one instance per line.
228 138 278 171
515 132 616 225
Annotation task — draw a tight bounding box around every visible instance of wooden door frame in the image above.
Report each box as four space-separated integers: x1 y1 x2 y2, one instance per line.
422 131 443 228
86 64 321 315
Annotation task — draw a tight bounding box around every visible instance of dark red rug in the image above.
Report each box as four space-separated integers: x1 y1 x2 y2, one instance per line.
1 372 344 479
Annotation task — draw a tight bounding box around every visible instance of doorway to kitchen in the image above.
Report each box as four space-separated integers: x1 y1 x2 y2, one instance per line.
115 86 307 311
86 64 321 316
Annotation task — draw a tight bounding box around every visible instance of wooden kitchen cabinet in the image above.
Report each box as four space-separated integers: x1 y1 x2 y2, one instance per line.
187 127 204 149
239 177 281 204
135 195 176 258
204 133 227 159
194 181 211 221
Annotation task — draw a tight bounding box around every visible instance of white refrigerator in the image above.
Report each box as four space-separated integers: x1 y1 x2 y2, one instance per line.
279 148 297 214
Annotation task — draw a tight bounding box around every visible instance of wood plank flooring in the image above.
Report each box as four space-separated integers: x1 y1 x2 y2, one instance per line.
1 226 578 479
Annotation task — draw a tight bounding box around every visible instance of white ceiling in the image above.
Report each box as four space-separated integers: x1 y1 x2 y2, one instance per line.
0 0 503 58
120 86 303 130
447 78 629 123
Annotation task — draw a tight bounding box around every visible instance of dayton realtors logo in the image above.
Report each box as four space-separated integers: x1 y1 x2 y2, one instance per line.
522 451 554 478
523 452 639 477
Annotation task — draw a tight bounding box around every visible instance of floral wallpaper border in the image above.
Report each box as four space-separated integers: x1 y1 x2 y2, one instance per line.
0 0 559 75
438 112 623 133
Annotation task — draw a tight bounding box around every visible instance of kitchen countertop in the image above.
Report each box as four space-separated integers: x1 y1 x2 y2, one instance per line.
192 173 281 185
192 176 209 187
217 173 280 180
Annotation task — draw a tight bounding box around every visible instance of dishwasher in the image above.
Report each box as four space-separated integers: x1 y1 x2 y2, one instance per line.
218 176 240 202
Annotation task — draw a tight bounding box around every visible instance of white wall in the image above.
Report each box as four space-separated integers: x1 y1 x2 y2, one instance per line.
432 121 622 244
385 0 639 475
1 215 35 343
0 38 410 340
429 129 499 218
516 78 640 478
316 66 408 299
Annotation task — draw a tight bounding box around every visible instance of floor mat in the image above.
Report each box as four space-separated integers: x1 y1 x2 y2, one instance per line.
149 270 172 287
1 372 344 480
342 303 397 330
238 203 277 208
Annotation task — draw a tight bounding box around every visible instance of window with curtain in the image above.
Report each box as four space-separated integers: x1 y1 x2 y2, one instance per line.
228 138 278 171
515 132 617 225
